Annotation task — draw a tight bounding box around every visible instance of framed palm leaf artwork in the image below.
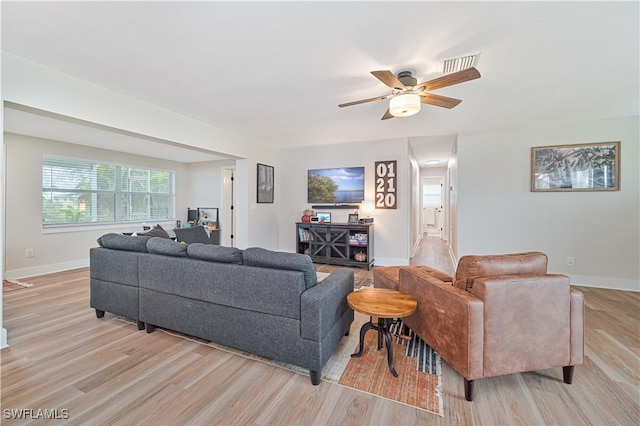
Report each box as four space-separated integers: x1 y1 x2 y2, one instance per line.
531 141 620 192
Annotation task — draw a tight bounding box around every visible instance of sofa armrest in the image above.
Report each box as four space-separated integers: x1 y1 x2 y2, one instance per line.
301 268 354 341
470 274 572 378
398 268 484 381
570 288 584 366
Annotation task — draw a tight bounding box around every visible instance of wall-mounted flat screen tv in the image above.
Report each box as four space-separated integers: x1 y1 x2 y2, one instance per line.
308 166 365 204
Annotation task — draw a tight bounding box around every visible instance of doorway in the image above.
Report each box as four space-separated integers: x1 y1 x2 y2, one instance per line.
222 168 236 247
421 177 444 238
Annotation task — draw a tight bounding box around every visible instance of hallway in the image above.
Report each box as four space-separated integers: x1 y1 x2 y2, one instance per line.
410 235 455 275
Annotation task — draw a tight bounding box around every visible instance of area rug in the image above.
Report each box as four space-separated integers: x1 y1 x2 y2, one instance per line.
3 279 34 292
117 312 443 416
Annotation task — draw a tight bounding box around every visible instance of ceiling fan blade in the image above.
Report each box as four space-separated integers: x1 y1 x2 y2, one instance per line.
416 67 481 91
381 109 394 120
371 70 406 90
338 94 390 108
420 93 462 109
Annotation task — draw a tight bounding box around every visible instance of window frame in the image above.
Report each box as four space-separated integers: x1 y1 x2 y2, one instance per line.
42 155 176 229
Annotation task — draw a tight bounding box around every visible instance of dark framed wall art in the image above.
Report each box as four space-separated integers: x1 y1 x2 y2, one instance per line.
531 141 620 192
257 163 274 203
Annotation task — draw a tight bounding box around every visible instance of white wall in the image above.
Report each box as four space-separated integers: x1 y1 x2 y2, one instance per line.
457 116 639 291
187 159 235 244
2 53 283 254
278 137 411 265
3 133 192 278
409 153 422 257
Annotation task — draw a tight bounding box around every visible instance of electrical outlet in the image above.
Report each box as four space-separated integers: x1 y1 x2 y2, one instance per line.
25 248 34 258
566 256 575 266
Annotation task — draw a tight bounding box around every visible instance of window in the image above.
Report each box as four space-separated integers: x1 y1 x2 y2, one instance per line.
42 156 175 227
422 182 441 207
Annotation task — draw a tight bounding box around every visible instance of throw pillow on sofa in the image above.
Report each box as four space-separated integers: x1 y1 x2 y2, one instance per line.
138 224 171 239
187 243 243 264
243 247 317 289
174 226 211 244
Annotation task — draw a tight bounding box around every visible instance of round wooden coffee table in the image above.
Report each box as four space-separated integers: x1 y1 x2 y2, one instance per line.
347 288 417 377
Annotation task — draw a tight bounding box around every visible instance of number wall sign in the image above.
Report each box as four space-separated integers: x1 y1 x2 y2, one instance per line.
375 160 397 209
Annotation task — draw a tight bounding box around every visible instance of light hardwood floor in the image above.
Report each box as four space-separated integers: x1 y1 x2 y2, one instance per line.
2 237 638 425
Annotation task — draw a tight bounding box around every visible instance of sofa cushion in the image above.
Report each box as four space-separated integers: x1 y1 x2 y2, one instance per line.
454 252 548 291
147 237 188 257
138 224 171 239
174 226 211 244
187 243 243 264
97 233 150 252
243 247 317 289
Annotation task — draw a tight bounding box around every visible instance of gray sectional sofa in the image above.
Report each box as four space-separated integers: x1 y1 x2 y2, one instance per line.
90 233 354 384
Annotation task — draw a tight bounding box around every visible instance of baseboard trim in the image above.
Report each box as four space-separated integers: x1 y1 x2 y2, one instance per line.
569 274 639 292
4 259 89 280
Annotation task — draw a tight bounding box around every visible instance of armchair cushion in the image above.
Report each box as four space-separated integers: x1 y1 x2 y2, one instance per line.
454 252 548 291
374 265 452 291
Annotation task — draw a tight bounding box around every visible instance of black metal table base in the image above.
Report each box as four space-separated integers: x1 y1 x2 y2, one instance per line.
351 317 398 377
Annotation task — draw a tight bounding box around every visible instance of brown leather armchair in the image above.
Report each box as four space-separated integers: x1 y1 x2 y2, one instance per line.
374 252 584 401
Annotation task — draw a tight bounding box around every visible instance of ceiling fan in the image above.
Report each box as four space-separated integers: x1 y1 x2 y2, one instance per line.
338 67 481 120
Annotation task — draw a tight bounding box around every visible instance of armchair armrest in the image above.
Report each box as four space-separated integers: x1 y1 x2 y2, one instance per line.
301 268 354 341
398 268 484 381
470 274 572 378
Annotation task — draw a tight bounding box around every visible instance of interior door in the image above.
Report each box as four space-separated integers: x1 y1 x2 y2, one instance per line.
422 177 444 238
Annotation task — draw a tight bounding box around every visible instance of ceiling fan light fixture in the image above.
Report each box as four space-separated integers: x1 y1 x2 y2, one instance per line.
389 93 421 117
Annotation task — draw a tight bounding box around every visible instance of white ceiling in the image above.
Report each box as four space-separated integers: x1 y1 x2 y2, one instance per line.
2 2 638 166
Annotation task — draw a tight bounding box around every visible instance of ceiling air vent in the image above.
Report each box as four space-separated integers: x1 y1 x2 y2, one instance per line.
443 52 480 74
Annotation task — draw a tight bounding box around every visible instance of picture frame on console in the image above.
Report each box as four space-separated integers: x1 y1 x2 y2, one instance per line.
257 163 275 203
348 213 359 224
316 212 331 223
531 141 620 192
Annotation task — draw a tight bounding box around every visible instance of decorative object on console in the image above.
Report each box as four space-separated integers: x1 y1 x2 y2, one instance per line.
375 160 397 209
531 141 620 192
316 212 331 224
348 213 359 224
301 208 315 223
359 200 375 223
354 251 367 262
257 163 275 203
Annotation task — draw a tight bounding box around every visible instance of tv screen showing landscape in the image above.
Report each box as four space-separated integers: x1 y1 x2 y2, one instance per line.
308 167 365 204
